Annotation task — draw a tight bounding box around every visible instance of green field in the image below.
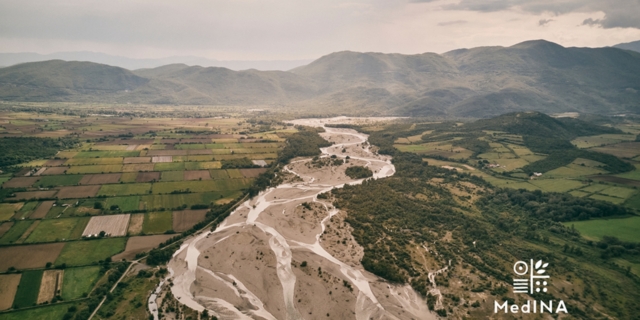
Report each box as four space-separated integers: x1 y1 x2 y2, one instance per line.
0 203 23 221
143 211 173 234
590 194 625 204
61 266 102 300
15 202 38 219
210 169 229 179
35 175 83 187
98 183 151 196
119 172 138 183
161 171 184 181
105 196 140 212
55 238 127 266
185 161 222 170
25 218 88 243
0 303 70 320
73 151 139 158
65 157 124 166
12 269 43 308
67 165 123 174
226 169 244 179
0 220 33 244
599 186 637 199
624 194 640 210
565 216 640 243
529 179 584 193
175 143 204 149
139 192 228 210
151 179 252 194
154 162 184 171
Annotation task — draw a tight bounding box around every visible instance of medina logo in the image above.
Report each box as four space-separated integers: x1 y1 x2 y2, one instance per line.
494 260 568 315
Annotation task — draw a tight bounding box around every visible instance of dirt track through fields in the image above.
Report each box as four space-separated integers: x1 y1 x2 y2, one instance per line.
37 270 64 304
82 214 131 237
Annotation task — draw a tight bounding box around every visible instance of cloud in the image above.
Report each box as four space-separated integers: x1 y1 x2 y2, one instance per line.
444 0 640 29
582 18 601 26
538 19 553 26
438 20 468 26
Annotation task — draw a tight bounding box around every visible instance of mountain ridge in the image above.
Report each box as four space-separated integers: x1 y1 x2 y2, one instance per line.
1 40 639 117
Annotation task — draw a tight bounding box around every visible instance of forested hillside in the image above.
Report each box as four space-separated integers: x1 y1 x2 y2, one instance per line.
328 122 640 318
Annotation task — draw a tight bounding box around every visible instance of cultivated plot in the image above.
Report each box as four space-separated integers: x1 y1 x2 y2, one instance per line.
56 185 101 199
36 269 64 304
0 274 21 310
79 173 122 185
111 234 174 261
172 209 208 232
82 214 131 237
0 243 65 270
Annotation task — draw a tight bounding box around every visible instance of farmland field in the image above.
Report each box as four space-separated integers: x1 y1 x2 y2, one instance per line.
127 214 144 235
0 221 13 238
172 209 208 232
79 173 122 185
112 234 174 261
135 171 160 182
105 196 140 212
0 274 21 310
36 269 63 304
66 165 123 174
82 214 130 237
210 169 230 179
25 218 88 243
0 302 70 320
55 238 126 266
143 211 173 234
161 170 184 181
2 177 40 188
184 170 211 180
565 216 640 243
0 220 34 244
98 183 151 196
56 185 101 199
0 111 285 317
12 270 43 308
0 203 23 221
61 266 101 300
35 175 83 187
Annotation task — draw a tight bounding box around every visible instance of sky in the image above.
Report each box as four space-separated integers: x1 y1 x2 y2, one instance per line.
1 0 640 61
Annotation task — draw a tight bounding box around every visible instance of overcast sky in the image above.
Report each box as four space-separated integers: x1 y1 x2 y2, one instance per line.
1 0 639 60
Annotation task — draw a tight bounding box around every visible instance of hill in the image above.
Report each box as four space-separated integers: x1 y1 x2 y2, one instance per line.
614 40 640 53
1 40 639 117
0 60 148 101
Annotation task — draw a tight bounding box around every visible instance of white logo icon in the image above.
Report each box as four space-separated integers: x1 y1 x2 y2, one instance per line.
513 260 549 294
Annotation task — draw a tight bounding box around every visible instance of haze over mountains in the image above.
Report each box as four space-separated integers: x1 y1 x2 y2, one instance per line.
1 40 639 118
0 52 312 71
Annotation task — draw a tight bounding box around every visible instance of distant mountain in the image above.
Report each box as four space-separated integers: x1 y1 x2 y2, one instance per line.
0 52 312 71
1 40 639 117
614 40 640 53
0 60 147 100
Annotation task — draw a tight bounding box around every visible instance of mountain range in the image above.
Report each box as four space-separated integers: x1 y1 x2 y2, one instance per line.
0 52 312 71
0 40 639 118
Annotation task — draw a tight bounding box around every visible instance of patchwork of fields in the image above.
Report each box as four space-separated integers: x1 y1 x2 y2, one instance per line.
397 129 640 211
0 113 287 315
